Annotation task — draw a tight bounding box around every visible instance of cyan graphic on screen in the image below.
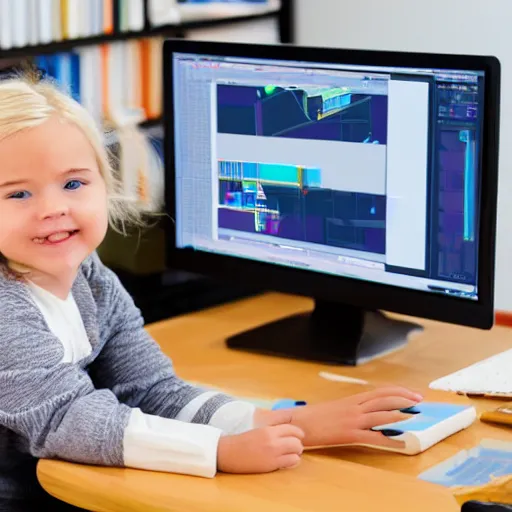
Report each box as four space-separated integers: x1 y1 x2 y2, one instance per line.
221 161 321 186
434 81 480 283
218 84 387 143
460 129 476 243
219 160 321 234
436 123 478 282
299 86 352 121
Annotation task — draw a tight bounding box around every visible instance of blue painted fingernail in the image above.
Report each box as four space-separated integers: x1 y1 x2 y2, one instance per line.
294 400 307 407
400 406 421 414
377 429 404 437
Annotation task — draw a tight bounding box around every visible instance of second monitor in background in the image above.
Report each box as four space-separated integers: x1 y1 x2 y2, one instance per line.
163 40 500 365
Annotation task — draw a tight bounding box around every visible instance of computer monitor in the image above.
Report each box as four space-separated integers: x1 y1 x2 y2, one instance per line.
163 40 500 365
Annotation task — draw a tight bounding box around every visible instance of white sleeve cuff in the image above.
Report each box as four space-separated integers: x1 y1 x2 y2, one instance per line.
209 401 256 435
123 408 222 478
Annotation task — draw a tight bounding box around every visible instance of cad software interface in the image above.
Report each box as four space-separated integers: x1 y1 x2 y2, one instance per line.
172 52 485 300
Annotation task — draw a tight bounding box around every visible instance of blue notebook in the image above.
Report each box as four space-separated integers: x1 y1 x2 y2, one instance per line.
419 438 512 487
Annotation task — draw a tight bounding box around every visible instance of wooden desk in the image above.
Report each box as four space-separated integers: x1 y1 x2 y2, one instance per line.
38 293 512 511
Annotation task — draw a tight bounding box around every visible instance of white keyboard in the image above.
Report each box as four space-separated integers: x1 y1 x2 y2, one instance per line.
429 348 512 397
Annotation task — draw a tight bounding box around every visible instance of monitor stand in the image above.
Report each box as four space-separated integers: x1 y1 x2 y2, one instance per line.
226 299 424 366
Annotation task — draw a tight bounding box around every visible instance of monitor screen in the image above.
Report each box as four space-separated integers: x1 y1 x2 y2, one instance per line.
170 50 487 303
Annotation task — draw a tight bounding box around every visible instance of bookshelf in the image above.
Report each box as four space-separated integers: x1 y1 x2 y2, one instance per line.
0 0 295 323
0 10 292 59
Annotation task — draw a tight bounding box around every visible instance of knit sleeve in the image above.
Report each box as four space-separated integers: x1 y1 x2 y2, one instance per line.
0 285 131 466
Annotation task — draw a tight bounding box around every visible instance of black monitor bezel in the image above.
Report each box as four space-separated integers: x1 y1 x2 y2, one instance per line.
163 39 500 329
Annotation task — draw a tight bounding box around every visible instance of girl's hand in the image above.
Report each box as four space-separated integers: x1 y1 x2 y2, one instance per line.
255 386 422 449
217 418 305 474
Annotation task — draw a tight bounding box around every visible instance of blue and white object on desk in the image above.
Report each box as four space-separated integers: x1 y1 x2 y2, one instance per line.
271 399 307 410
418 438 512 487
364 402 477 455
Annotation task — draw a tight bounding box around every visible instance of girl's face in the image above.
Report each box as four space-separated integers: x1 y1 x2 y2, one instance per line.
0 116 109 280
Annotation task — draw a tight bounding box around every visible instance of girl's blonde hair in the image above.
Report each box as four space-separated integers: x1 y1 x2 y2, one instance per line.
0 73 147 275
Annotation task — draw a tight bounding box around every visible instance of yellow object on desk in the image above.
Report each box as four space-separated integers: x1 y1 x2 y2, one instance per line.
453 474 512 506
480 405 512 427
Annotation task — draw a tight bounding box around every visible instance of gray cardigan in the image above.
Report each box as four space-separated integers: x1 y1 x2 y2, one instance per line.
0 252 233 510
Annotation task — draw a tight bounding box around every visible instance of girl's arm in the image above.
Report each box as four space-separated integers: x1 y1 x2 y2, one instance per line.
85 252 257 435
0 285 224 477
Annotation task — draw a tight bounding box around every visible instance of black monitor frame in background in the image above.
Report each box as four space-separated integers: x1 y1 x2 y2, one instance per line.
163 39 501 365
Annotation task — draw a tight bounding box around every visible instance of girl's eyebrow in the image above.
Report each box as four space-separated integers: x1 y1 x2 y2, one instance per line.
0 178 28 189
63 168 92 175
0 168 92 189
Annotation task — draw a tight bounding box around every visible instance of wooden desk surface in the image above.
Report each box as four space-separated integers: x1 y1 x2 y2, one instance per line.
38 293 512 511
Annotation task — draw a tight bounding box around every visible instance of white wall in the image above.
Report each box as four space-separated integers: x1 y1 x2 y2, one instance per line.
294 0 511 310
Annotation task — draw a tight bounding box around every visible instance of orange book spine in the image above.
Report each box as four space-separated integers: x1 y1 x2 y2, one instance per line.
103 0 113 34
101 44 110 120
140 39 151 119
495 311 512 327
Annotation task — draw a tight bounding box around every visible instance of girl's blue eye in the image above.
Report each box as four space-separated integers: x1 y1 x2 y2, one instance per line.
7 191 30 200
64 180 84 190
